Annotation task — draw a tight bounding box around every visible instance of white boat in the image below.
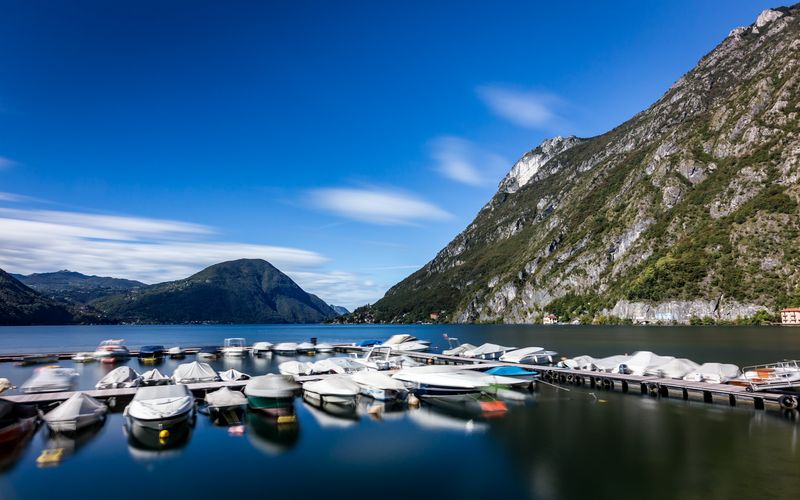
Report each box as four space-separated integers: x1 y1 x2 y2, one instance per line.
140 368 173 386
124 385 195 430
296 342 316 354
644 358 699 379
499 347 558 365
245 374 300 401
351 371 408 401
350 347 397 371
379 334 431 352
205 387 247 411
96 366 141 390
620 351 675 376
20 367 79 394
310 359 347 375
71 352 95 363
315 343 334 353
92 339 130 363
172 361 219 384
443 370 531 390
302 376 360 405
272 342 299 355
592 354 633 373
42 393 107 433
461 343 516 360
683 363 741 384
443 343 478 356
252 342 273 355
222 338 247 358
561 355 598 370
737 361 800 391
218 368 250 381
167 347 185 359
392 367 484 395
278 361 313 376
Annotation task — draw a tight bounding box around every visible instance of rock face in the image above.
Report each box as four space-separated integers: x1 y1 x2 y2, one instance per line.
91 259 338 324
13 270 144 304
358 6 800 324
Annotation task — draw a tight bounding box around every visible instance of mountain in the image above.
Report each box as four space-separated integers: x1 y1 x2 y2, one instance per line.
90 259 338 324
356 7 800 325
330 305 350 315
12 270 145 304
0 269 107 325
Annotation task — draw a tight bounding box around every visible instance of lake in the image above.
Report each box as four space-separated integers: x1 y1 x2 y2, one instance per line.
1 324 799 499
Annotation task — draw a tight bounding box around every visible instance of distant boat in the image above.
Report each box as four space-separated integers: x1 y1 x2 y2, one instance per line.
124 385 195 430
172 362 219 384
244 374 300 415
315 343 334 353
41 393 107 433
379 334 430 352
461 343 516 360
252 342 273 355
272 343 299 355
18 354 59 366
140 368 173 386
296 342 316 354
167 347 185 359
96 366 141 389
302 376 360 406
499 347 558 365
71 352 95 363
20 367 78 394
222 338 247 358
351 371 408 401
197 346 220 360
92 339 130 363
137 345 165 363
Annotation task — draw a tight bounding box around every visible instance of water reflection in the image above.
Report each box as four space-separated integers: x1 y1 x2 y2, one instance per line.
124 417 195 461
246 409 299 456
303 396 359 427
40 423 104 465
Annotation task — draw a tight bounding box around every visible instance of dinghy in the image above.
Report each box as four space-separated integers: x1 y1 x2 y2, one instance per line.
96 366 141 389
218 368 250 381
124 385 195 430
172 361 219 384
499 347 558 365
351 371 408 401
302 376 360 405
140 369 173 386
20 367 79 394
42 393 107 433
278 361 313 376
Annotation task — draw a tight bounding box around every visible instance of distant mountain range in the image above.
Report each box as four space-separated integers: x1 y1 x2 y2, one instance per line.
0 259 338 325
330 305 349 316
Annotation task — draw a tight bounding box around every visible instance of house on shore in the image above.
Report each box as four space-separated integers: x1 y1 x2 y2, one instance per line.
543 314 558 325
781 308 800 325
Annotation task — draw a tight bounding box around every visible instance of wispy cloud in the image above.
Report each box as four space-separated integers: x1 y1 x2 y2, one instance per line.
0 157 16 170
308 187 452 225
429 136 508 186
477 85 565 129
289 270 385 309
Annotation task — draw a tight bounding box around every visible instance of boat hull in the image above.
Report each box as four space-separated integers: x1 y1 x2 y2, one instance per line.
126 409 194 431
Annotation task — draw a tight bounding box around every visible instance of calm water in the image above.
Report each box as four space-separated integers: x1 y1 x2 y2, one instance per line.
1 324 799 500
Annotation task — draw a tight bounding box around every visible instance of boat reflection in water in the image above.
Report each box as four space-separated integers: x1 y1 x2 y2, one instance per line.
246 407 300 456
355 397 406 422
124 418 195 462
0 400 39 473
39 422 105 466
302 393 359 426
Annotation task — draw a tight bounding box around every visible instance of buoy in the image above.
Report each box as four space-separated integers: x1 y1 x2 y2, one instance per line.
407 394 420 407
159 429 170 439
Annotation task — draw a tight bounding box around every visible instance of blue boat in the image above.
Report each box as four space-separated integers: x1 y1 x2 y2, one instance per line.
485 366 539 379
138 345 165 362
355 339 382 347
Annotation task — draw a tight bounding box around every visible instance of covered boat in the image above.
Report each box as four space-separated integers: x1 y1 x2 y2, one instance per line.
222 338 247 357
96 366 141 389
379 334 431 352
302 376 360 405
0 399 38 445
315 343 334 353
244 375 300 414
72 352 95 363
124 385 195 430
592 355 632 373
683 363 741 384
20 367 78 394
392 367 484 395
278 361 313 376
272 342 299 355
252 342 273 355
461 343 516 360
351 347 396 371
137 345 165 362
645 358 700 379
172 361 219 384
197 346 220 360
140 369 173 386
205 387 247 410
92 339 130 363
620 351 675 376
42 393 107 433
561 355 598 370
500 347 558 365
218 368 250 381
296 342 316 354
351 371 408 401
484 366 539 380
167 346 185 359
310 359 347 375
443 343 478 356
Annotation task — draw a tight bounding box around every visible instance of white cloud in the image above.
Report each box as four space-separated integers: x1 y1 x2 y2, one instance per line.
429 136 508 186
308 187 452 225
289 270 385 310
477 85 564 128
0 157 15 170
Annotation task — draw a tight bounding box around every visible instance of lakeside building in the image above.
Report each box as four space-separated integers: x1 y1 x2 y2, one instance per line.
781 308 800 325
543 314 558 325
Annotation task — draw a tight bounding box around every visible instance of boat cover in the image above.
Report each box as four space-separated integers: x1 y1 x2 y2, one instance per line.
623 351 675 375
390 341 430 352
315 343 334 351
172 361 219 383
443 343 478 356
43 393 107 424
244 374 300 398
303 376 360 397
252 342 273 351
499 347 554 363
351 371 407 390
20 367 78 393
279 361 313 376
272 342 299 352
462 343 514 358
205 387 247 408
562 355 597 370
683 363 741 383
140 369 172 385
311 359 347 374
96 366 141 389
645 358 699 378
485 366 538 377
219 369 250 381
128 385 194 420
0 378 10 394
296 342 315 351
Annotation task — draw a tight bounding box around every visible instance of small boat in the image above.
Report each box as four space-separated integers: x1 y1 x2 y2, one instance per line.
351 371 408 401
137 345 165 363
735 360 800 391
72 352 95 363
310 359 348 375
351 346 397 371
252 342 273 355
205 387 247 425
644 358 699 379
272 342 299 355
499 347 558 365
167 347 185 359
172 361 220 384
296 342 316 354
140 369 173 386
96 366 141 389
20 367 79 394
197 346 220 360
441 334 477 356
244 375 300 414
302 376 360 406
461 343 516 360
315 343 334 353
124 385 196 430
278 361 313 376
0 399 39 445
683 363 741 384
354 339 382 347
392 367 490 395
218 368 250 381
379 334 431 352
222 338 247 358
41 393 107 433
18 354 59 366
484 366 539 380
92 339 130 363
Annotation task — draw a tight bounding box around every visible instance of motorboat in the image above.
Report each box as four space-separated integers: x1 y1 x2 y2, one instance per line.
167 347 185 359
296 342 316 354
41 393 107 433
218 368 250 381
461 343 516 360
592 354 633 373
18 354 58 366
644 358 700 379
125 417 193 458
197 346 220 360
303 392 359 421
311 359 348 375
138 345 165 363
278 361 313 376
244 375 300 414
95 366 141 389
20 367 79 394
350 346 397 371
419 393 509 419
499 347 558 365
315 343 334 353
392 366 495 395
484 366 539 380
172 361 219 384
441 334 477 356
205 387 247 410
445 370 532 391
222 338 247 358
140 368 173 386
351 371 408 401
252 342 273 355
379 334 431 353
92 339 130 363
683 363 741 384
72 352 95 363
618 351 675 376
560 355 598 370
302 376 360 405
0 399 39 446
354 339 382 347
124 385 196 430
272 342 299 355
734 360 800 391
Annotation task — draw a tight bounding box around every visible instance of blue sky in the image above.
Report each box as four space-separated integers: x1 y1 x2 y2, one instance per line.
0 0 780 309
